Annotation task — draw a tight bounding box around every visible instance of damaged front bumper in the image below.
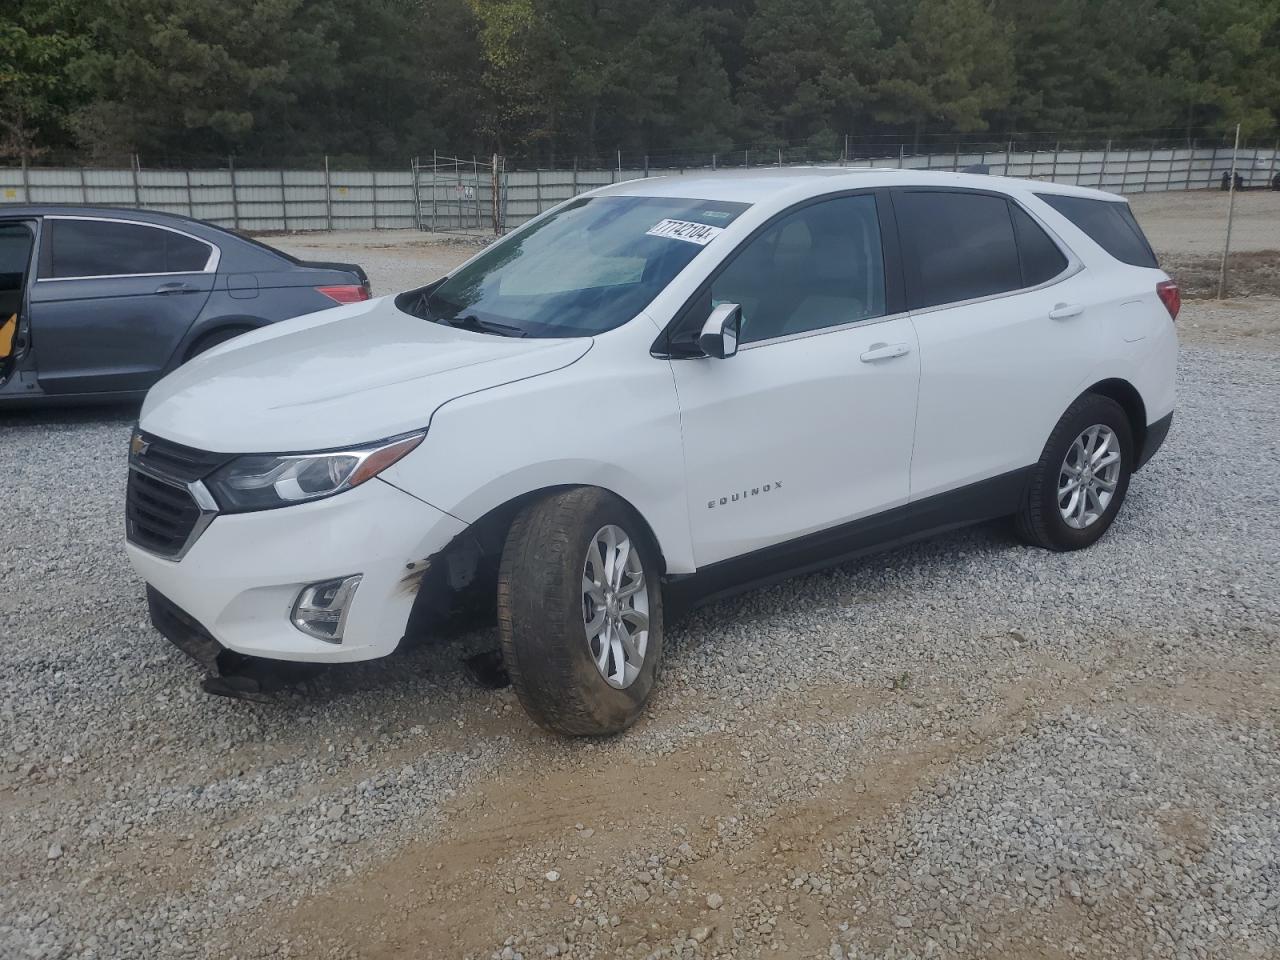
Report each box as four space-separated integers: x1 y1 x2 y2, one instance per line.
127 476 469 665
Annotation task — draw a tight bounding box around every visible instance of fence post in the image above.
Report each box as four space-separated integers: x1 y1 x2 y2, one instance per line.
1122 144 1132 194
644 155 650 178
712 153 717 171
534 167 543 214
131 153 142 208
1050 142 1059 182
1005 140 1012 176
229 155 240 230
844 134 849 166
1101 139 1110 189
410 157 421 231
1143 140 1155 193
1269 140 1279 190
431 151 438 231
20 156 30 203
280 168 290 232
1211 144 1221 191
777 148 782 167
744 149 749 168
79 165 89 203
183 168 193 217
898 144 904 169
953 142 960 171
1218 123 1241 299
572 156 579 196
491 153 501 235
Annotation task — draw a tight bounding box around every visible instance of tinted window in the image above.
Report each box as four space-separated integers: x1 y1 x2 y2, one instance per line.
48 219 212 278
708 195 886 344
1011 204 1068 285
403 196 748 338
1035 194 1158 268
896 191 1022 309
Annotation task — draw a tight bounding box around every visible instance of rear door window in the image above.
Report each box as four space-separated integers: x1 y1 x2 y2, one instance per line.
1010 204 1069 285
1034 194 1158 268
46 219 213 279
895 191 1023 309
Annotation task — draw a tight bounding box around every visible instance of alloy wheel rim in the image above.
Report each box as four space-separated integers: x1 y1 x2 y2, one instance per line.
1058 424 1122 529
581 524 649 689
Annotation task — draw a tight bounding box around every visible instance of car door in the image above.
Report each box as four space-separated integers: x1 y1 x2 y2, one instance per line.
666 192 920 568
28 215 218 395
893 188 1090 501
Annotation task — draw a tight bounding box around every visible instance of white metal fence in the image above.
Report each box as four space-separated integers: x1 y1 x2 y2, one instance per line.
2 144 1276 234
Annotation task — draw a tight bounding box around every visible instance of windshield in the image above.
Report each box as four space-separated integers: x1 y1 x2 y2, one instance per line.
398 195 749 338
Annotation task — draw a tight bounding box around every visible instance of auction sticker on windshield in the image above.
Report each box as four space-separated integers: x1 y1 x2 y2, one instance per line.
646 218 724 245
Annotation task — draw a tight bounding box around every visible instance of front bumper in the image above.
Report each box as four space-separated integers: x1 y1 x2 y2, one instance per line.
126 477 468 663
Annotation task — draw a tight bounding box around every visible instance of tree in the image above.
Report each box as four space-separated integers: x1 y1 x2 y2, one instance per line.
70 0 338 161
0 0 89 160
873 0 1015 147
738 0 881 146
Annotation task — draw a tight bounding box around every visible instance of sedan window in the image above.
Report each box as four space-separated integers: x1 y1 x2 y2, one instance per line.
47 218 214 279
400 196 749 338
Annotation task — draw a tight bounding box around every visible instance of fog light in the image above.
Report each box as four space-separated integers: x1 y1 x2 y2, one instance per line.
291 574 362 642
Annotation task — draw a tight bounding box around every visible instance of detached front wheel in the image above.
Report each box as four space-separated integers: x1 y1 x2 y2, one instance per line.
498 488 663 736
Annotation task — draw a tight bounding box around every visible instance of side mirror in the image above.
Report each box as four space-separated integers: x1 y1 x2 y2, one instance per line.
698 302 741 359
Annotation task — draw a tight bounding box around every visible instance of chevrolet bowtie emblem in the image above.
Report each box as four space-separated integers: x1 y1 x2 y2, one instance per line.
130 434 150 457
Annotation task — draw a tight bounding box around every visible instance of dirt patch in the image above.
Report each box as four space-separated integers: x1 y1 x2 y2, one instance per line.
1163 251 1280 300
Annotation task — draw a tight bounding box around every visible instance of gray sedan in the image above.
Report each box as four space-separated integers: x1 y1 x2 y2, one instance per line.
0 206 369 405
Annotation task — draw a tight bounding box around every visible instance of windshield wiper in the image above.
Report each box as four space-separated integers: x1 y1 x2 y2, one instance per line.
446 314 528 338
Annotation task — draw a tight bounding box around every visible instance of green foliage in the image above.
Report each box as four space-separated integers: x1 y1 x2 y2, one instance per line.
0 0 89 159
2 0 1277 163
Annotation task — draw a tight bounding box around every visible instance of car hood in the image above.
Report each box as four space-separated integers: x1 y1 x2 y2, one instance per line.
140 297 592 452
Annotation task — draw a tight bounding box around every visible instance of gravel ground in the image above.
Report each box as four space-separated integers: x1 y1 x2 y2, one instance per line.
2 200 1278 960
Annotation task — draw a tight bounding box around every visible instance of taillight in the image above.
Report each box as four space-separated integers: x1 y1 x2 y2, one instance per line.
1156 280 1180 321
316 283 371 305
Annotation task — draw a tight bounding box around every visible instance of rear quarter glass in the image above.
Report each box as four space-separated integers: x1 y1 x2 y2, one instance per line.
1036 194 1159 268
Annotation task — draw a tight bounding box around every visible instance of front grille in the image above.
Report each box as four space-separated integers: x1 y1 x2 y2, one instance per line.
127 470 203 556
126 432 230 558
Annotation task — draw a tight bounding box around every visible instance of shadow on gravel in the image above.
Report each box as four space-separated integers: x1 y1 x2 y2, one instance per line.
0 401 140 428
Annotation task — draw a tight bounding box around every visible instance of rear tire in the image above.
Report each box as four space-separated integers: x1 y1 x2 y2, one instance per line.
185 325 251 361
1016 394 1134 551
498 488 663 736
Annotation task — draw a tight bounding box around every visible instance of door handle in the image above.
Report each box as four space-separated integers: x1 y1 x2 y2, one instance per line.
155 281 198 295
859 342 911 363
1048 302 1084 320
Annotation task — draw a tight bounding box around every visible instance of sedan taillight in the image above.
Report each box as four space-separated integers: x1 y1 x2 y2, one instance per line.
317 283 371 304
1156 280 1180 321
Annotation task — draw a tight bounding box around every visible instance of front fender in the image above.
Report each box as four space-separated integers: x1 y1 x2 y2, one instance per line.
380 351 696 574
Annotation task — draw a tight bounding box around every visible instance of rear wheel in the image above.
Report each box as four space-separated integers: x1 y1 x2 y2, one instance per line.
185 325 252 361
1016 394 1134 551
498 488 663 736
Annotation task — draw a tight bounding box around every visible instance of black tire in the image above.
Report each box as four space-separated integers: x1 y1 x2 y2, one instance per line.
498 488 664 736
1015 393 1134 551
185 325 252 361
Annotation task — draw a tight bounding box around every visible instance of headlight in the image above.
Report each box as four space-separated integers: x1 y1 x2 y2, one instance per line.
205 432 424 512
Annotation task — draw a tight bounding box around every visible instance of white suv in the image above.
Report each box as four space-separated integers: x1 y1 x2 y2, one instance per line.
126 169 1178 734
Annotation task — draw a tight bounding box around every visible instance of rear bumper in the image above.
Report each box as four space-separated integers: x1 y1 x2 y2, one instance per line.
1136 411 1173 470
